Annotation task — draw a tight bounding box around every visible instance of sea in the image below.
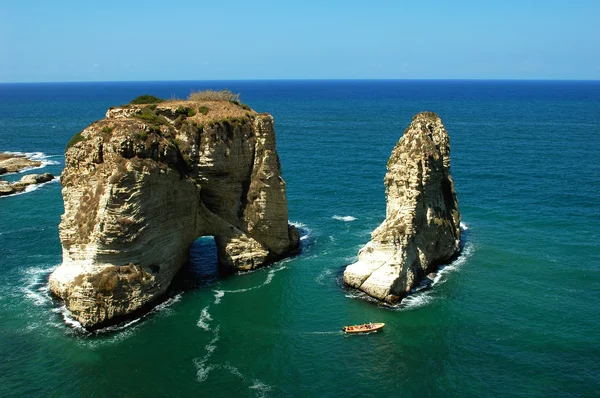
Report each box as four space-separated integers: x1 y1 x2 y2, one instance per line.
0 80 599 397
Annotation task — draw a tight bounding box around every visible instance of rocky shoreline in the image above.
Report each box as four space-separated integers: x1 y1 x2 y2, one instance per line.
0 153 55 196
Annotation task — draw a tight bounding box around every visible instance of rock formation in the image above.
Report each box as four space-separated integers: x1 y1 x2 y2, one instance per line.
344 112 461 303
0 172 54 196
49 99 299 328
0 152 42 175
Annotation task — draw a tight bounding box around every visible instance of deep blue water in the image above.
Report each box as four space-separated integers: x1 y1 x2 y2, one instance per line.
0 80 599 397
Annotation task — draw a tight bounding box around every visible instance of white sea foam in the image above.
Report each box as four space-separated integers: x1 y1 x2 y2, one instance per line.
214 290 225 304
301 330 343 335
193 325 220 383
315 268 334 285
197 306 213 330
399 291 435 310
193 358 214 383
215 265 288 299
460 221 469 231
21 265 56 307
432 241 474 286
290 221 312 242
148 293 182 317
392 234 475 310
332 215 357 222
52 305 85 330
249 380 274 398
223 363 246 379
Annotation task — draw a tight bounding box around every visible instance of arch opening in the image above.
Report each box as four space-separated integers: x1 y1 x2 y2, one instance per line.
170 236 232 292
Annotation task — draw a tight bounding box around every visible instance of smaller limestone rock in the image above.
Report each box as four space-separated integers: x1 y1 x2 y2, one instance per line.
343 112 461 303
18 172 54 185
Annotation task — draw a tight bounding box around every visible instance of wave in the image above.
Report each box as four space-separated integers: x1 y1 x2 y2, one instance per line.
398 237 475 310
21 265 56 307
332 215 357 222
51 305 85 330
432 241 474 286
460 221 469 231
149 293 182 315
290 221 312 242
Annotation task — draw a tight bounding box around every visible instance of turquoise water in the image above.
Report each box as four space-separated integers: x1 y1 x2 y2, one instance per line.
1 80 599 397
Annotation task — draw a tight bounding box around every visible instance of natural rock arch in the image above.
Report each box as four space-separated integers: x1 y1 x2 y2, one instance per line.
49 100 299 329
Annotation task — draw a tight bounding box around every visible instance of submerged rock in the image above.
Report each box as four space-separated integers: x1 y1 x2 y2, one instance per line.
343 112 461 303
49 99 299 328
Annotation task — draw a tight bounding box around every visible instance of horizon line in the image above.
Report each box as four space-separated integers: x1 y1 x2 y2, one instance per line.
1 77 599 85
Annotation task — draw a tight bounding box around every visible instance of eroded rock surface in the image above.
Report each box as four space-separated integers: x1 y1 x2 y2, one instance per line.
0 152 43 174
343 112 461 303
49 100 299 328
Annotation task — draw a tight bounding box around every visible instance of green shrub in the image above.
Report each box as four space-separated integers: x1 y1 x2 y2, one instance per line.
187 108 196 117
198 106 209 115
239 103 251 111
101 126 113 134
129 94 164 104
66 132 86 150
133 107 168 125
174 114 186 129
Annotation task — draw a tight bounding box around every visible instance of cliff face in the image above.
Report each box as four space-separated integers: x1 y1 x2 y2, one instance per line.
343 112 461 303
49 100 299 328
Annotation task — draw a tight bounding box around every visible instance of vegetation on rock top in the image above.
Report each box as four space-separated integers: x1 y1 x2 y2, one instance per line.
187 89 240 102
129 95 165 105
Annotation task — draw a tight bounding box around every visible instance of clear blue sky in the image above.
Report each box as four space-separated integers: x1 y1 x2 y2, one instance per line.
1 0 598 82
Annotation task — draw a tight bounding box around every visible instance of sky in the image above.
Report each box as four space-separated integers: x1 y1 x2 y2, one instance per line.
1 0 599 82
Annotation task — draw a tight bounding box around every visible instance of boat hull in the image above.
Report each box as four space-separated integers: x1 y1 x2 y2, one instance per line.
343 322 385 334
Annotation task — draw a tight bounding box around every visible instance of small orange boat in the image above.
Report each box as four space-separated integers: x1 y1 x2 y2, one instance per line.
343 322 385 334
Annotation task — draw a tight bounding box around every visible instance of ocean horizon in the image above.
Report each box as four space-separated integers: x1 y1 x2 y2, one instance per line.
1 79 599 397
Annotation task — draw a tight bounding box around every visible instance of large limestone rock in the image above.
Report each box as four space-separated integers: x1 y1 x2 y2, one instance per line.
344 112 461 303
49 100 299 328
